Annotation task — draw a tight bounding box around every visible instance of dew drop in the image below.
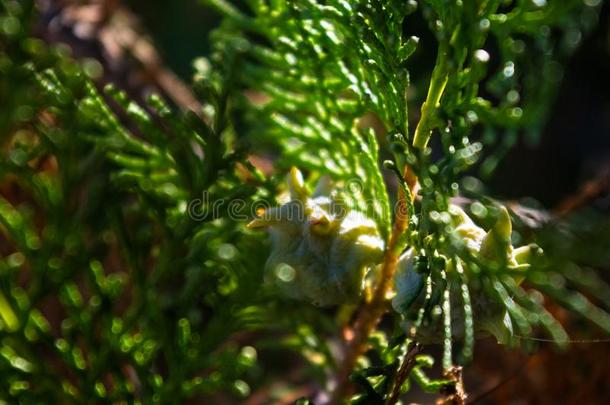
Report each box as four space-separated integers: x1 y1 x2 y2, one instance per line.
276 263 296 282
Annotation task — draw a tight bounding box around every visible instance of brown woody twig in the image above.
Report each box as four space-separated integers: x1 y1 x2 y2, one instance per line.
387 342 423 405
330 167 417 404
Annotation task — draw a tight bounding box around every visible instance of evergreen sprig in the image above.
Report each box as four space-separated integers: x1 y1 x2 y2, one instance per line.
206 0 609 402
0 1 280 401
1 0 609 403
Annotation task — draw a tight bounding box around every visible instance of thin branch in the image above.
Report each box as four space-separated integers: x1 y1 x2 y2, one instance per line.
412 42 449 149
39 0 202 113
387 342 423 405
554 169 610 216
330 166 416 404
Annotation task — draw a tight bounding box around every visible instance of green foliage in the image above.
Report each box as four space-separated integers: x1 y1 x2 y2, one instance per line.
1 0 609 403
0 1 276 402
206 0 610 400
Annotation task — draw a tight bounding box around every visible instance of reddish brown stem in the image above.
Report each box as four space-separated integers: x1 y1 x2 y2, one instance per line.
387 342 423 405
330 167 416 404
554 170 610 217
